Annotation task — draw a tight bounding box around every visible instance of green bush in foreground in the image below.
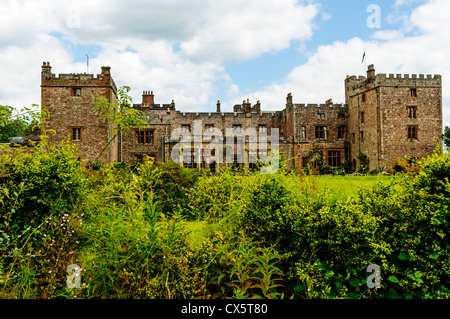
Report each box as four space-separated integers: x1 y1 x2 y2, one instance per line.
1 142 449 299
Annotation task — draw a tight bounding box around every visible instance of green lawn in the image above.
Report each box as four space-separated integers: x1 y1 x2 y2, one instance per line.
311 175 397 201
184 174 398 249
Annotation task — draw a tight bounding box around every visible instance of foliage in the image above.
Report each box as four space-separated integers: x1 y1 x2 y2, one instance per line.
0 105 41 143
152 160 199 218
443 126 450 149
1 139 450 300
93 86 149 161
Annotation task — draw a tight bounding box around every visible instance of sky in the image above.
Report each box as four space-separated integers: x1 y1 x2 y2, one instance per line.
0 0 449 130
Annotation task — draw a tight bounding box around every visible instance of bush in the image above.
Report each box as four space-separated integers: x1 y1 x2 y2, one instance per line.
152 161 199 217
0 142 82 229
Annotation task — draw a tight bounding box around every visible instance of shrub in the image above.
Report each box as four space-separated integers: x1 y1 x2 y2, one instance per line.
0 141 83 229
152 161 199 217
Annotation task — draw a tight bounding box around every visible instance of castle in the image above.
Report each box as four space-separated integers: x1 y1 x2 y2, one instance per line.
41 62 443 172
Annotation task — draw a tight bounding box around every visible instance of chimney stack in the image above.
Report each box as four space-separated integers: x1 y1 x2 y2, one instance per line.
367 64 375 79
101 66 111 76
142 90 154 105
216 100 221 113
286 93 293 106
42 61 52 77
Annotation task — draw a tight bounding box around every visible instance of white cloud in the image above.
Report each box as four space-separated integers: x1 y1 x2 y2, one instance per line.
0 0 448 130
0 0 320 114
237 0 450 129
179 0 319 63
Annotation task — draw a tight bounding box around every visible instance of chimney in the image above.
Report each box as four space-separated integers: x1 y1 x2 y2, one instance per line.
216 100 221 113
243 98 251 113
101 66 111 76
42 61 52 77
367 64 375 79
286 93 293 106
254 100 261 112
142 90 154 105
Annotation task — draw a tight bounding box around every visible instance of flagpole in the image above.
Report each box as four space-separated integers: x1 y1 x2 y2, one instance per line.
365 48 367 72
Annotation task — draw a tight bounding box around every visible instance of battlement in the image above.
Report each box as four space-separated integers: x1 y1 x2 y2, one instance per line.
346 65 441 92
233 98 261 113
293 103 347 109
41 62 116 91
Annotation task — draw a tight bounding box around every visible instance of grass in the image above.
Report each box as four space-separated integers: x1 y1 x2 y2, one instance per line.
184 174 398 250
312 175 397 201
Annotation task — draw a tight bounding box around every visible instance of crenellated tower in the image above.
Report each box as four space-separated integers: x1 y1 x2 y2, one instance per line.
41 62 118 164
345 64 442 171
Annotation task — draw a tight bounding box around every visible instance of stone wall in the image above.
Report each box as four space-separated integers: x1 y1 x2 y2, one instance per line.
345 65 442 171
41 62 442 173
41 62 118 165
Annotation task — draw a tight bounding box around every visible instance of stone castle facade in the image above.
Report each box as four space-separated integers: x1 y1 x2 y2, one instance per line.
41 62 443 172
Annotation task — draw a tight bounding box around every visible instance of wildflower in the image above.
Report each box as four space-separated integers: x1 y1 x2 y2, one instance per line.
49 270 52 273
44 234 47 237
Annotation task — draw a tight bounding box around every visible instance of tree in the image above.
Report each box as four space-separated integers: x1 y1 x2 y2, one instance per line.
93 86 149 162
443 126 450 149
0 105 41 143
306 146 324 175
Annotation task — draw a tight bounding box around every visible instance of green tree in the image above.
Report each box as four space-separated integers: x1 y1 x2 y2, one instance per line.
93 86 149 161
0 105 41 143
443 126 450 149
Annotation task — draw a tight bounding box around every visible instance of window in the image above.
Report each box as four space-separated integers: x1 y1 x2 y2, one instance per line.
361 111 365 124
71 88 81 97
232 154 243 170
360 131 364 143
302 157 309 168
183 149 199 169
134 153 155 164
317 112 326 120
258 125 267 133
338 113 346 120
181 124 191 133
134 154 144 163
72 127 82 141
136 129 154 144
301 126 306 139
233 125 242 133
337 125 348 139
315 126 327 139
351 133 355 144
407 106 417 119
410 88 417 98
408 125 418 140
205 124 214 133
328 151 342 167
362 93 366 102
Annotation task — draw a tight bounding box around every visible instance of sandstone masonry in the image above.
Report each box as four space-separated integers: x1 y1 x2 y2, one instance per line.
41 62 443 172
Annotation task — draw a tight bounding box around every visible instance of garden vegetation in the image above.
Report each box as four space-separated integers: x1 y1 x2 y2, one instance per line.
0 112 449 299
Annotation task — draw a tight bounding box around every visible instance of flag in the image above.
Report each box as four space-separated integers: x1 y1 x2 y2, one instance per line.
361 51 366 64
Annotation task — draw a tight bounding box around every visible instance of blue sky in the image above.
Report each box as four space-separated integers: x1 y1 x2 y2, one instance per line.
0 0 448 128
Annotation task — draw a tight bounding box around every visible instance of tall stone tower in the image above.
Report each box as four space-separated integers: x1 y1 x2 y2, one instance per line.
41 62 118 165
345 64 442 171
